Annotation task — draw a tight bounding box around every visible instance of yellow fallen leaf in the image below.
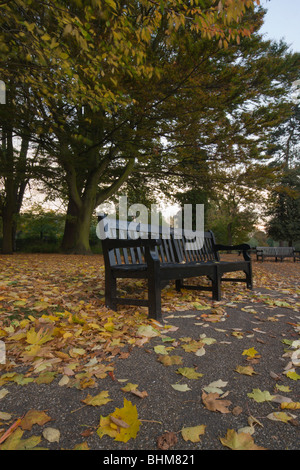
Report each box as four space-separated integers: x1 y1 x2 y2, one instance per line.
235 365 257 376
26 327 53 346
97 399 140 443
0 428 41 450
280 401 300 410
267 412 295 423
181 425 206 443
242 347 259 358
176 367 203 379
82 391 112 407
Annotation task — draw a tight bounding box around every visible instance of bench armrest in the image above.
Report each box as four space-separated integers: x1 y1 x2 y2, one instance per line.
215 243 251 261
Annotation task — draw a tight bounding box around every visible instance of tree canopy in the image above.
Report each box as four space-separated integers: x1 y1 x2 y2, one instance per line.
1 0 300 253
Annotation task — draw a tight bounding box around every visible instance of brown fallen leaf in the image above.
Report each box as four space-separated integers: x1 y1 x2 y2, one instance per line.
131 389 148 399
232 406 243 416
202 391 232 413
21 409 52 430
157 431 178 450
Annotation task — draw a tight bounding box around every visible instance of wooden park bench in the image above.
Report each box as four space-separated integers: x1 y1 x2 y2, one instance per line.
98 216 253 321
256 246 299 262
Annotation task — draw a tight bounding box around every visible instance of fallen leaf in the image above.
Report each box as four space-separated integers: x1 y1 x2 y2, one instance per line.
154 345 172 355
157 355 183 366
220 429 267 450
21 409 51 430
202 392 231 413
42 427 60 443
235 365 257 376
0 428 42 450
247 389 275 403
136 325 160 338
0 411 12 421
73 441 90 450
121 383 138 392
280 401 300 410
157 431 177 450
81 391 112 407
286 370 300 381
181 425 206 443
203 379 228 394
242 347 260 358
267 412 296 423
171 384 191 392
176 367 203 379
97 398 140 443
0 389 9 400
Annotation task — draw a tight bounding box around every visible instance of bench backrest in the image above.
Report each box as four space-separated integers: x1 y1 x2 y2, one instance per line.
275 247 294 256
99 217 218 266
172 231 218 264
256 246 294 256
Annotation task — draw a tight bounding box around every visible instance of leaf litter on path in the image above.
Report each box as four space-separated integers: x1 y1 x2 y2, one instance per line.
0 254 300 450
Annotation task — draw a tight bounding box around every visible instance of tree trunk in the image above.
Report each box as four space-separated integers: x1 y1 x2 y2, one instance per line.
2 206 14 254
61 199 79 252
60 154 135 254
227 222 233 246
61 196 95 254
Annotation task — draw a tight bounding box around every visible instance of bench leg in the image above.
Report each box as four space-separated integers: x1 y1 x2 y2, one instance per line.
148 274 162 321
105 271 117 311
175 279 183 292
212 267 221 301
245 266 253 289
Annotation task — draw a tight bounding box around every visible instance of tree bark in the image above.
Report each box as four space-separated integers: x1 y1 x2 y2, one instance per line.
60 158 135 254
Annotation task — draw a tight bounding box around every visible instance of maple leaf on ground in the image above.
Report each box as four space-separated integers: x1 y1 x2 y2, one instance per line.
181 425 206 443
21 409 52 430
286 370 300 381
235 365 257 376
97 398 140 443
242 347 260 358
26 327 54 346
220 429 267 450
202 392 232 413
81 391 112 407
176 367 203 379
247 389 275 403
157 355 183 366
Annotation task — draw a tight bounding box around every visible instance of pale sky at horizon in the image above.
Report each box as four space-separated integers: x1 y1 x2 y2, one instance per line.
259 0 300 52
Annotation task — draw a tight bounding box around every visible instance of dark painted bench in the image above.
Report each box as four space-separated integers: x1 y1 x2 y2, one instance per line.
98 216 252 321
256 246 298 262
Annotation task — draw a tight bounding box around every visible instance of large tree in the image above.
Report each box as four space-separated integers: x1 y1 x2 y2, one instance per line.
0 0 263 252
1 0 299 254
266 167 300 246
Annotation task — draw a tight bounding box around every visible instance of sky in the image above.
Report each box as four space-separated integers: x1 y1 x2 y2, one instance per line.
259 0 300 52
